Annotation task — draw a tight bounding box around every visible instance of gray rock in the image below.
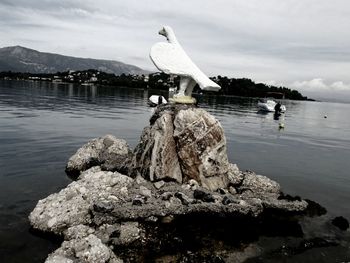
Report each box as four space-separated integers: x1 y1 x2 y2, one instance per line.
169 196 183 206
29 167 133 234
139 186 152 198
93 201 114 213
145 216 158 222
193 189 215 203
173 108 230 191
263 198 308 212
229 186 237 195
135 175 147 185
64 224 95 240
160 192 173 201
227 163 244 185
130 113 182 183
224 244 261 263
212 194 223 203
130 105 234 191
95 224 121 244
65 135 131 177
45 233 121 263
29 189 91 235
222 195 237 205
154 180 165 189
188 179 199 190
174 192 191 205
161 215 175 224
45 255 74 263
217 188 227 195
112 222 141 246
181 184 191 191
132 196 144 206
239 172 281 199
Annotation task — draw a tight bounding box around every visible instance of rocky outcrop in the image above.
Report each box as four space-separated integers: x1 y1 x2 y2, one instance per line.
31 166 306 234
65 135 131 178
29 104 350 263
30 165 310 262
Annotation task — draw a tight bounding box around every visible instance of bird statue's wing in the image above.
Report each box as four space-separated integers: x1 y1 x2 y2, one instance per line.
150 42 194 76
150 42 220 91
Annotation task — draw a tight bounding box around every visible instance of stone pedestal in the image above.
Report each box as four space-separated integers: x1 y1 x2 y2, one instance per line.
130 104 234 191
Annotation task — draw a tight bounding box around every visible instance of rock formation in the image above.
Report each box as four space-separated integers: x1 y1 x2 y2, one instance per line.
29 104 349 263
65 135 131 178
130 104 233 191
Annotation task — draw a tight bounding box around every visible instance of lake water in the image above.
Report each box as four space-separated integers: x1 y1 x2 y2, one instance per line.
1 80 350 262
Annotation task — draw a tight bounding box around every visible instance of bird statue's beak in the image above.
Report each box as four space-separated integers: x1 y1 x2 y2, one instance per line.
159 27 166 37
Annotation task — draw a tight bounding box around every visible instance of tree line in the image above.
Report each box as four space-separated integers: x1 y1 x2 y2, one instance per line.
0 70 310 100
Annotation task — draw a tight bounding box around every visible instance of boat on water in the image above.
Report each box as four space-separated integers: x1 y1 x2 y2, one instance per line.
257 98 286 112
257 92 286 113
148 95 167 107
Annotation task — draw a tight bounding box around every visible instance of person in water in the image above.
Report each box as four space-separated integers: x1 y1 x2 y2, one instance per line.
274 102 282 120
274 102 282 113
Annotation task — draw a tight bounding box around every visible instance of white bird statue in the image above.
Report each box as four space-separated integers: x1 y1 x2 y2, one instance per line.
150 26 221 104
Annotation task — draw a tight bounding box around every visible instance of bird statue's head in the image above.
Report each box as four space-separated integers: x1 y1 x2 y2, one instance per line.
158 26 177 44
158 26 170 37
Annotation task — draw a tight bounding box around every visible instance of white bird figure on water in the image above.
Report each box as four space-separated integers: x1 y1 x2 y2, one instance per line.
150 26 221 104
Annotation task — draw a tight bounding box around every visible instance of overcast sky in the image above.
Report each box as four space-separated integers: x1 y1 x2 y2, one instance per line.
1 0 350 101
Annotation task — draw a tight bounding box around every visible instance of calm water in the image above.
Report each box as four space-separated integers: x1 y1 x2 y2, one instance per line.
1 80 350 262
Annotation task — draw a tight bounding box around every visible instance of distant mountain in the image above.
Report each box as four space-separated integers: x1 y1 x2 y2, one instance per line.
0 46 145 75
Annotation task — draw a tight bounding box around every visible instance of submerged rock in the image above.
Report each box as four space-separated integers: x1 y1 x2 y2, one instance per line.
332 216 349 231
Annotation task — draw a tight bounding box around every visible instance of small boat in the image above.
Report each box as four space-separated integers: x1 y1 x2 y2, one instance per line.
257 99 286 113
148 95 167 107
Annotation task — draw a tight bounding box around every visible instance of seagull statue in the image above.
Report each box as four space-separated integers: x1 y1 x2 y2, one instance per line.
150 26 221 104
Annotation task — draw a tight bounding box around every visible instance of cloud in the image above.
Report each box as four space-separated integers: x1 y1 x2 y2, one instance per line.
0 0 350 102
289 78 350 101
330 81 350 91
291 79 328 91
